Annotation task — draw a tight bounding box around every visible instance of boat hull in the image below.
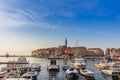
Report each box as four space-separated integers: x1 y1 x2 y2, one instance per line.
80 69 94 78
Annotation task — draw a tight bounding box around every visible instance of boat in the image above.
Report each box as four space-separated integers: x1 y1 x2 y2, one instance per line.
30 63 41 72
62 65 70 71
101 67 120 76
0 65 8 78
3 72 29 80
0 65 7 75
3 70 21 79
72 58 86 69
80 69 94 78
5 78 30 80
66 68 79 80
95 60 109 69
21 71 38 80
47 58 60 71
17 57 29 74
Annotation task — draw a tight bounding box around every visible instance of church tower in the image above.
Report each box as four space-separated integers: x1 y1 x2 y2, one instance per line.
65 38 67 48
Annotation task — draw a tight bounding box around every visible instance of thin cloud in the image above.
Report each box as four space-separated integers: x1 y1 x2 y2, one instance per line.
0 0 58 31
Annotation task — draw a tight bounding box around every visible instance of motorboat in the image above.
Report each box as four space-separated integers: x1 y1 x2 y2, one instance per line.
0 65 7 75
62 65 70 71
3 70 21 79
80 69 94 78
21 71 38 80
72 58 86 69
66 68 79 80
95 60 109 69
47 58 60 71
30 63 41 72
5 78 30 80
0 65 8 78
101 67 120 76
17 57 29 74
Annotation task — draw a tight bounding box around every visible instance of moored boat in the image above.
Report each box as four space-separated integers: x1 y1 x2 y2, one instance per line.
5 78 30 80
47 58 60 71
95 61 109 69
62 65 70 71
66 68 79 80
0 65 7 75
72 58 86 69
21 71 38 80
80 69 94 78
101 67 120 76
31 63 41 72
17 57 29 74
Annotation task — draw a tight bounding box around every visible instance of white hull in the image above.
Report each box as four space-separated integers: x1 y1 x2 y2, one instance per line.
73 58 86 69
101 69 119 76
47 58 60 71
47 65 59 70
80 69 94 78
5 78 30 80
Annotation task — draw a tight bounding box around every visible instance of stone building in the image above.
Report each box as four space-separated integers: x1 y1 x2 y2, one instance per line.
87 48 104 57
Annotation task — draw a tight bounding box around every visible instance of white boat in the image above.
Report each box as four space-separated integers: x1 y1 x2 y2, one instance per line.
47 58 60 71
80 69 94 78
95 61 109 69
21 71 38 80
72 58 86 69
3 71 21 80
66 68 79 80
17 57 29 73
31 63 41 72
101 67 120 76
0 65 8 78
0 65 7 75
5 78 30 80
62 65 70 71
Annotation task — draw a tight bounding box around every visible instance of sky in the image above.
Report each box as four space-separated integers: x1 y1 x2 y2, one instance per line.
0 0 120 55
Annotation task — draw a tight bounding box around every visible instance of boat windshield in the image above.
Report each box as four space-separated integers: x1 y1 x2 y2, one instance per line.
50 60 56 65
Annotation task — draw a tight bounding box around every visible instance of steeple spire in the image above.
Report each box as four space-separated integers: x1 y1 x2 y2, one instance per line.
65 38 67 48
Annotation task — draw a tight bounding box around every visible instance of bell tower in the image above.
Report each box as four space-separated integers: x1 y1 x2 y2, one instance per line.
65 38 67 48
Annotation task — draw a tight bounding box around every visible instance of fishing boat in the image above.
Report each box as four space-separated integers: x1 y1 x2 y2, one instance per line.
47 58 60 71
66 68 79 80
21 71 38 80
72 58 86 69
80 69 94 78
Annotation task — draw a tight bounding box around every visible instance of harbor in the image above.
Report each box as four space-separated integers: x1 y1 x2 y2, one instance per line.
0 56 118 80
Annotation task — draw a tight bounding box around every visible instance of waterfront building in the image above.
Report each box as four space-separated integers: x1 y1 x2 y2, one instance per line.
105 48 119 57
117 48 120 55
71 46 87 57
87 48 104 57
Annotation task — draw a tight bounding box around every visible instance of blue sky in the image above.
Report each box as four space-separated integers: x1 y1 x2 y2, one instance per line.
0 0 120 54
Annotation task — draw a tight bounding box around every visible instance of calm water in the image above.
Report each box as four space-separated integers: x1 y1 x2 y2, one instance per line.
0 57 113 80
